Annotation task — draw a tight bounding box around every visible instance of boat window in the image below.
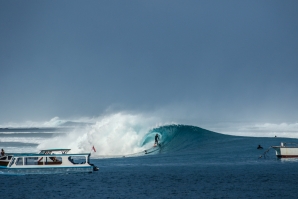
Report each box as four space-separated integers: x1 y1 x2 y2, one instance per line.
16 158 23 165
25 157 39 165
38 157 43 163
68 156 86 164
55 157 62 163
45 156 62 165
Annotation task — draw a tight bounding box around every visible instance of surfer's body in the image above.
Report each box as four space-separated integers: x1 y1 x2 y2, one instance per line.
154 134 159 147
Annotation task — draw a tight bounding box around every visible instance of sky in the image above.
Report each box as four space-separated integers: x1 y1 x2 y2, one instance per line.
0 1 298 126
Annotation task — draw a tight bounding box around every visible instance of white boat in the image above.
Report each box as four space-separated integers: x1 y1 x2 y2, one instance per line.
272 142 298 158
0 149 98 174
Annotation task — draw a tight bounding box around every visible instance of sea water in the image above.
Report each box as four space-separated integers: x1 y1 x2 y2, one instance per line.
1 125 298 198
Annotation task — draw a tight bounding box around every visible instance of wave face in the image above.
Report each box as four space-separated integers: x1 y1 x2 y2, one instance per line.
142 125 226 152
142 125 246 158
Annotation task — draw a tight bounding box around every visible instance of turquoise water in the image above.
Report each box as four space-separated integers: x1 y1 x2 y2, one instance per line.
1 125 298 198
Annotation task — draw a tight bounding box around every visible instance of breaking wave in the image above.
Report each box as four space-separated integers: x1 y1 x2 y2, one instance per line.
2 112 298 157
37 116 229 157
37 113 166 156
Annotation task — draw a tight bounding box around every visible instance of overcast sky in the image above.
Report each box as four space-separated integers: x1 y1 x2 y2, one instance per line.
1 1 298 124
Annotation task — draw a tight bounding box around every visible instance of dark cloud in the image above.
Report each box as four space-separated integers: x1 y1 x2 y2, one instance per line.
0 1 298 123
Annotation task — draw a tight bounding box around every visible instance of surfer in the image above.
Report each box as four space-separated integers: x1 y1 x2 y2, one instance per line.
1 149 5 156
154 134 159 146
257 145 263 149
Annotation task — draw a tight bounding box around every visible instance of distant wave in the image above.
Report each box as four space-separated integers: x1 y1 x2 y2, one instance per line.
0 128 59 132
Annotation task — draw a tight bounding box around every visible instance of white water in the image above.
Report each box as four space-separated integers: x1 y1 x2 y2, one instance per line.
37 113 164 156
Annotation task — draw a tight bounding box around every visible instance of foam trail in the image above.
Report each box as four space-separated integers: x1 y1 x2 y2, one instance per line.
37 113 162 156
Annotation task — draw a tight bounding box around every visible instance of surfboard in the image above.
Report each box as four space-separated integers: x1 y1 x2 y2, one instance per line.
153 143 161 147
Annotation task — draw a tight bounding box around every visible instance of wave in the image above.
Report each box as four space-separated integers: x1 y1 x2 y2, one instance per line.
37 120 230 157
141 125 229 153
36 114 228 157
2 113 298 157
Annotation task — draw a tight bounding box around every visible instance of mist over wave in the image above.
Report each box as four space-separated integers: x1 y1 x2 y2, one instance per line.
37 113 166 156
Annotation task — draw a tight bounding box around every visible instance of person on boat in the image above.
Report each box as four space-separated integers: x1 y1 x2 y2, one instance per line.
154 134 159 146
1 149 5 156
257 145 263 149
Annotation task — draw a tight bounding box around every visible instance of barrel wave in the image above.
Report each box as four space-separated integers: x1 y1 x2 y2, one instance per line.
141 124 298 162
88 124 233 158
141 125 229 154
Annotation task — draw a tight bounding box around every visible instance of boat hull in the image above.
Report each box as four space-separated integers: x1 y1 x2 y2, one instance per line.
0 161 9 167
0 165 94 174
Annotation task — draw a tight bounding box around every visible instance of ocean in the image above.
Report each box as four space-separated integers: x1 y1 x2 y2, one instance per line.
1 122 298 198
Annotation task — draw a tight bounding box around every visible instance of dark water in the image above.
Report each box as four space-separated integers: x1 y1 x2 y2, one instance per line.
1 125 298 198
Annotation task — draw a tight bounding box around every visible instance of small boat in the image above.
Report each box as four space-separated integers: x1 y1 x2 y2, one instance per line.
0 149 99 174
272 142 298 158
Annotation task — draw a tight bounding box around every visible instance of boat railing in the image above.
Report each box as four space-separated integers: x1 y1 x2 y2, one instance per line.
0 156 7 160
39 149 71 154
281 142 298 147
0 155 13 161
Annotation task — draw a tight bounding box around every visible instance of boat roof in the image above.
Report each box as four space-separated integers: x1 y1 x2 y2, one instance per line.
39 149 71 154
12 153 91 157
